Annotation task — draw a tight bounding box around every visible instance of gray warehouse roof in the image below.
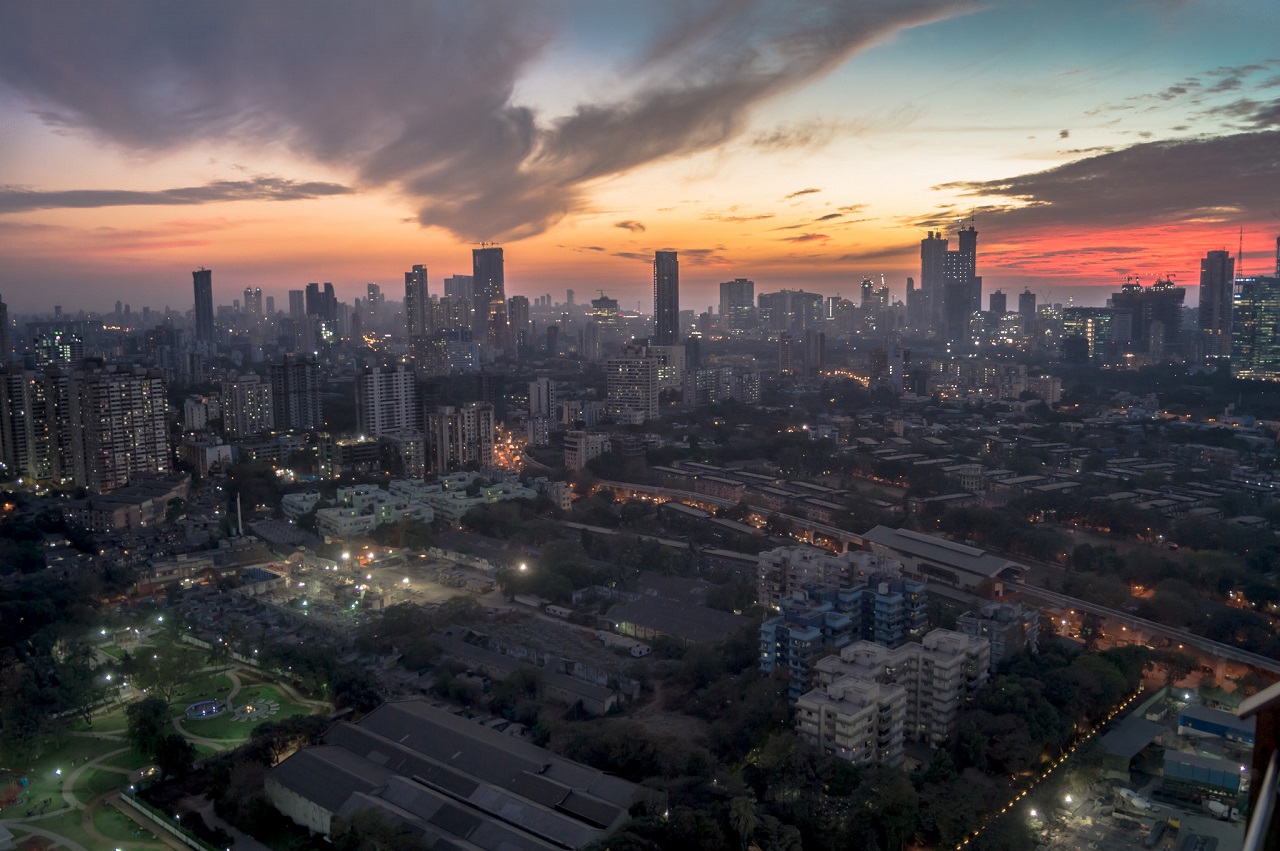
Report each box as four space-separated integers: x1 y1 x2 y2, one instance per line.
861 526 1025 580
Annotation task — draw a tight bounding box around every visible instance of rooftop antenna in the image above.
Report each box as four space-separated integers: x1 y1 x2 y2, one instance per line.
1237 226 1244 279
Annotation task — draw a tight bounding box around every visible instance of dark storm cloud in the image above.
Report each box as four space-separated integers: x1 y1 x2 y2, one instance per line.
0 0 967 241
930 131 1280 229
0 177 352 213
615 220 647 233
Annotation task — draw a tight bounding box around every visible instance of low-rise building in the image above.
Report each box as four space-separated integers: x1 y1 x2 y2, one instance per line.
266 699 642 847
956 602 1040 671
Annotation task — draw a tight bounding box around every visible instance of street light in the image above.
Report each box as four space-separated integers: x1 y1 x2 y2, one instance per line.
519 563 527 572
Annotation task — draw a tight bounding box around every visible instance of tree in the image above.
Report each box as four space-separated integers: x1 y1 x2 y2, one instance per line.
331 664 383 713
1158 649 1197 687
728 797 759 851
126 696 172 758
154 732 196 778
1078 612 1102 650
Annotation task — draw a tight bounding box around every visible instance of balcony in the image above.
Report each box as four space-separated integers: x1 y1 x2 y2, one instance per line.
1238 680 1280 851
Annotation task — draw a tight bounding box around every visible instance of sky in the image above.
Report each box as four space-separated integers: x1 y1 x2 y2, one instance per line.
0 0 1278 315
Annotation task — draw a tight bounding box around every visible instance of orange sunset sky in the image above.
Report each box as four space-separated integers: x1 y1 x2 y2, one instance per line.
0 1 1277 314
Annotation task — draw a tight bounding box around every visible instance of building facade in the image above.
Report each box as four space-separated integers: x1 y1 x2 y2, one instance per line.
653 250 680 345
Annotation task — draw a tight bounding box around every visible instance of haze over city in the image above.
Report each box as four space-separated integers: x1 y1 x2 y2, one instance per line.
0 0 1278 313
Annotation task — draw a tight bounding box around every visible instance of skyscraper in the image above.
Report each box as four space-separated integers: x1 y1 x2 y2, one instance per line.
288 289 305 319
719 278 755 331
942 226 981 344
919 231 948 331
405 264 428 338
192 268 214 343
1018 289 1037 321
472 247 506 345
653 251 679 345
1232 276 1280 380
989 289 1007 316
1199 249 1235 358
0 292 9 357
243 287 263 316
507 295 530 348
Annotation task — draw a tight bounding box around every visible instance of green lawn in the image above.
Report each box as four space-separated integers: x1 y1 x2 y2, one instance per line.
93 799 163 846
178 684 317 742
83 767 127 799
99 748 153 772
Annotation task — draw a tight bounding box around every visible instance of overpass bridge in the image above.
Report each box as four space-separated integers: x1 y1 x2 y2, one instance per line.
1017 584 1280 676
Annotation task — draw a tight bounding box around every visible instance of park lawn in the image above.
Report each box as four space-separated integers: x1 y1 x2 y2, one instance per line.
178 685 318 742
99 748 154 772
83 767 127 799
93 799 162 845
168 670 235 710
74 705 131 733
17 806 102 851
100 644 126 660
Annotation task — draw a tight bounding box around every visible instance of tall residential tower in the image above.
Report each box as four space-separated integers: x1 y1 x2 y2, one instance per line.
653 251 679 345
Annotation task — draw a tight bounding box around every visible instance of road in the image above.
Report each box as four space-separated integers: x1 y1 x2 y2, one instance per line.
1016 583 1280 675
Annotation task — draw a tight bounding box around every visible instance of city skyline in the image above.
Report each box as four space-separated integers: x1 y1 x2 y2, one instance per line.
0 1 1278 313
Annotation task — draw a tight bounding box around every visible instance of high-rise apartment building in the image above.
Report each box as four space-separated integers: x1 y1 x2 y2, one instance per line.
270 355 322 431
0 292 10 357
1109 278 1185 355
919 231 947 331
605 353 660 424
1018 288 1037 321
0 368 53 481
243 287 263 316
942 226 981 343
405 264 429 338
989 289 1007 316
718 278 755 331
528 377 556 418
796 629 990 767
508 295 530 347
193 268 215 343
425 403 495 474
1199 249 1235 358
75 365 170 493
221 374 274 439
757 290 824 331
356 365 421 437
472 247 506 345
288 289 306 319
1232 276 1280 380
653 251 679 345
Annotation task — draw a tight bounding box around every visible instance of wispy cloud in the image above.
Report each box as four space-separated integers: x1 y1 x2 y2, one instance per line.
781 232 829 243
614 220 646 233
784 187 822 199
0 176 351 213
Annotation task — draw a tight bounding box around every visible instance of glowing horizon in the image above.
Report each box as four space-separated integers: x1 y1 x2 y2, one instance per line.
0 1 1277 314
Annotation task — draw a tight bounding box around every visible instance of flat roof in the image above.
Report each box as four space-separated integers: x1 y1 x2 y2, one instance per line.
269 699 640 849
1097 715 1163 760
860 526 1023 579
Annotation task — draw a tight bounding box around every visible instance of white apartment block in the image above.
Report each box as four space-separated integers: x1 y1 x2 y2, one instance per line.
563 431 611 471
757 546 901 610
356 365 421 437
797 628 990 767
